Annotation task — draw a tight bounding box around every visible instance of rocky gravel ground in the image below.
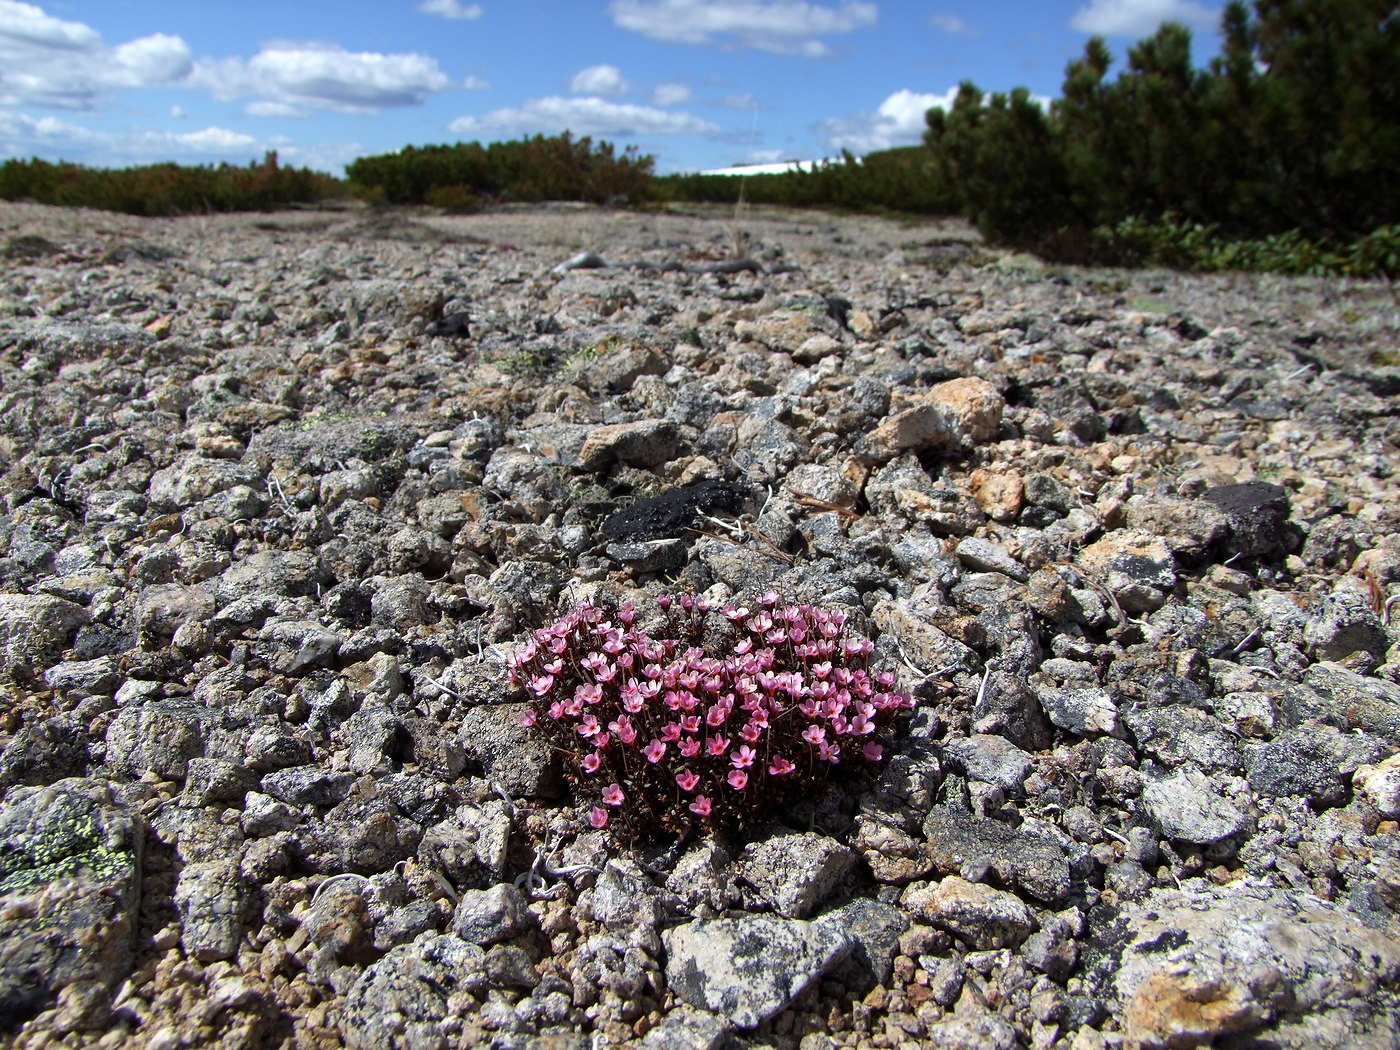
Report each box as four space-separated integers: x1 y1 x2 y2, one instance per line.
1 197 1399 1050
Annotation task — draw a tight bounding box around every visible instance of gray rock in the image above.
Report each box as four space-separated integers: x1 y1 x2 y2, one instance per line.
1076 531 1176 612
260 765 355 808
1303 589 1389 662
903 876 1037 950
298 796 422 874
105 699 214 780
1113 883 1400 1050
662 915 853 1029
1037 684 1119 736
605 537 688 572
1122 492 1229 561
418 802 511 889
255 619 344 673
578 419 679 471
1141 766 1248 844
1283 662 1400 745
42 656 120 695
638 1006 730 1050
922 805 1071 905
814 897 909 988
0 778 142 1028
174 856 250 961
452 882 533 946
1124 705 1239 772
0 593 88 679
0 715 89 787
942 734 1033 793
457 704 563 799
923 1013 1020 1050
954 537 1029 581
181 757 256 807
736 833 856 919
340 934 488 1050
1244 724 1384 806
580 859 663 929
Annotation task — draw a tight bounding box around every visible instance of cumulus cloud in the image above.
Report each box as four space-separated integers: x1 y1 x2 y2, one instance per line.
0 1 99 51
929 12 977 36
191 42 450 114
569 64 629 96
1070 0 1218 37
0 108 258 163
652 82 690 106
463 74 490 90
417 0 484 18
0 2 191 110
609 0 877 57
449 96 720 138
817 87 958 153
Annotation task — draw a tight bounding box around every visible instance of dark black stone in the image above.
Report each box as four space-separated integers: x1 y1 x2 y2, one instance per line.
1202 481 1291 557
425 311 471 338
600 481 749 543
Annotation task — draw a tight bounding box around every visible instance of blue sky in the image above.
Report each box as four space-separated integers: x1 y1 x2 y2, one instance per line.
0 0 1226 176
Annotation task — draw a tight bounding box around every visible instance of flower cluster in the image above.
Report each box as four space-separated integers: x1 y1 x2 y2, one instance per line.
507 592 914 839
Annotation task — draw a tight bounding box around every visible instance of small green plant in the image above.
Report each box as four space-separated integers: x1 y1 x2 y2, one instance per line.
508 594 914 841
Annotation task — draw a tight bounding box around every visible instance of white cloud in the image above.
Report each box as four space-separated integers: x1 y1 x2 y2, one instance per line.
930 12 976 36
245 99 305 118
652 82 690 106
569 64 629 96
0 1 99 51
609 0 877 57
463 74 490 90
164 125 258 152
0 2 191 111
1070 0 1218 37
449 96 720 138
109 34 193 86
171 104 186 118
817 86 958 153
417 0 483 18
191 43 450 114
722 92 760 110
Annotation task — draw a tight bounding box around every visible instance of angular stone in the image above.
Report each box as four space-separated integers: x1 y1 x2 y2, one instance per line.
0 779 142 1027
921 806 1071 905
0 594 88 679
1141 766 1247 844
858 377 1004 461
903 876 1036 950
340 934 488 1050
1114 884 1400 1050
736 833 856 919
662 916 852 1029
578 419 679 471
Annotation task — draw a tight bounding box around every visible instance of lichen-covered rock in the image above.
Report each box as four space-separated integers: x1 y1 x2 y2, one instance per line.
0 778 142 1028
662 915 852 1029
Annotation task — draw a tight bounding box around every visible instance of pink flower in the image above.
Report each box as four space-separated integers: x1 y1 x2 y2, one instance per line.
727 769 748 790
680 715 701 734
644 739 667 763
610 715 637 744
576 683 603 705
529 674 555 696
578 714 602 738
739 722 762 743
849 712 874 735
706 704 729 727
768 755 796 776
863 741 884 762
676 769 699 792
520 709 537 727
802 724 826 746
601 783 625 806
818 741 840 763
679 736 701 758
660 721 682 742
582 751 603 774
706 735 730 757
656 594 672 611
589 807 609 828
731 745 756 769
689 795 712 817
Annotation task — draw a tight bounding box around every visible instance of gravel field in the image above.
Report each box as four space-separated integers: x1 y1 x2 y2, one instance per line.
1 198 1399 1050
